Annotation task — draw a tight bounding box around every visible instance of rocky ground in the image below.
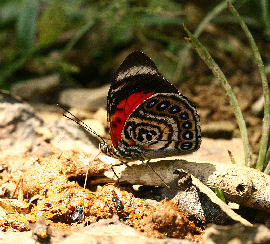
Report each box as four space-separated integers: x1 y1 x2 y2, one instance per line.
0 74 269 243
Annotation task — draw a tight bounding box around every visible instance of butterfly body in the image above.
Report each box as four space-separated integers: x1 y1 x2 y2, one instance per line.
100 51 201 161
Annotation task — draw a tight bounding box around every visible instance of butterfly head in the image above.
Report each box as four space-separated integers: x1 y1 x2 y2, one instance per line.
99 141 118 158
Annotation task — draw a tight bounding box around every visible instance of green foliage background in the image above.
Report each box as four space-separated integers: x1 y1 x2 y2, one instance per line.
0 0 270 89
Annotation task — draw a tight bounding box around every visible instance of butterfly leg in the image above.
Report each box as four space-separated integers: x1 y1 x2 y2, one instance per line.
144 160 170 189
111 164 120 183
110 161 129 185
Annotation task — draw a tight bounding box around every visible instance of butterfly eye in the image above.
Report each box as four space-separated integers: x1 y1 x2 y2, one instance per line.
182 121 192 129
181 142 193 150
147 99 158 108
182 131 193 140
180 112 189 119
169 105 180 114
156 101 170 111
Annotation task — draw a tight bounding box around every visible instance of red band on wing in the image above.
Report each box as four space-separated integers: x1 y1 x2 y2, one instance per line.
110 91 154 147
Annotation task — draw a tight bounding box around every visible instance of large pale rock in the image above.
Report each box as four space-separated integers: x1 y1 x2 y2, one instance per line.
47 119 100 154
0 91 42 157
203 223 270 244
59 85 109 111
11 74 60 102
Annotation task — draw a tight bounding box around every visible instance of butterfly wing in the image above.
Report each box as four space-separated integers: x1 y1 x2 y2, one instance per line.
121 93 201 159
108 51 179 148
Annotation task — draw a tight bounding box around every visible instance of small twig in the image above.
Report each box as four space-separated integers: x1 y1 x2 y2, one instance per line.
111 159 270 212
228 150 236 164
83 151 102 189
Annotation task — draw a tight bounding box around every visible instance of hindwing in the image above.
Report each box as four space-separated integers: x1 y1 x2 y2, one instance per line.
121 93 201 155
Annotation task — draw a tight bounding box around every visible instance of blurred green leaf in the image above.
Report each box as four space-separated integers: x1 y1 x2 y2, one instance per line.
260 0 270 38
0 1 18 27
140 14 182 26
16 0 39 51
38 2 67 46
1 0 270 89
33 56 79 75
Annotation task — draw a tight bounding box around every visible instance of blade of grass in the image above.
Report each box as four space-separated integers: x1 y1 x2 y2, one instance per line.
215 186 226 203
264 146 270 174
62 19 95 57
183 25 251 166
173 0 236 84
227 1 270 172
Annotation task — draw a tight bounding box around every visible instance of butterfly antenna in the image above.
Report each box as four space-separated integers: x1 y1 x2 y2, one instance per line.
57 104 106 144
145 161 170 189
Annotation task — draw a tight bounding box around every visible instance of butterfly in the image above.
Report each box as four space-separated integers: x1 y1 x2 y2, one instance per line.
99 51 201 161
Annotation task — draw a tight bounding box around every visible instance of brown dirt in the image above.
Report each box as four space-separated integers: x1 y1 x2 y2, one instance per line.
0 151 202 241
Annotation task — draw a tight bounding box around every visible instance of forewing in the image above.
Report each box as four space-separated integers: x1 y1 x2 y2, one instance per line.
108 51 179 147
